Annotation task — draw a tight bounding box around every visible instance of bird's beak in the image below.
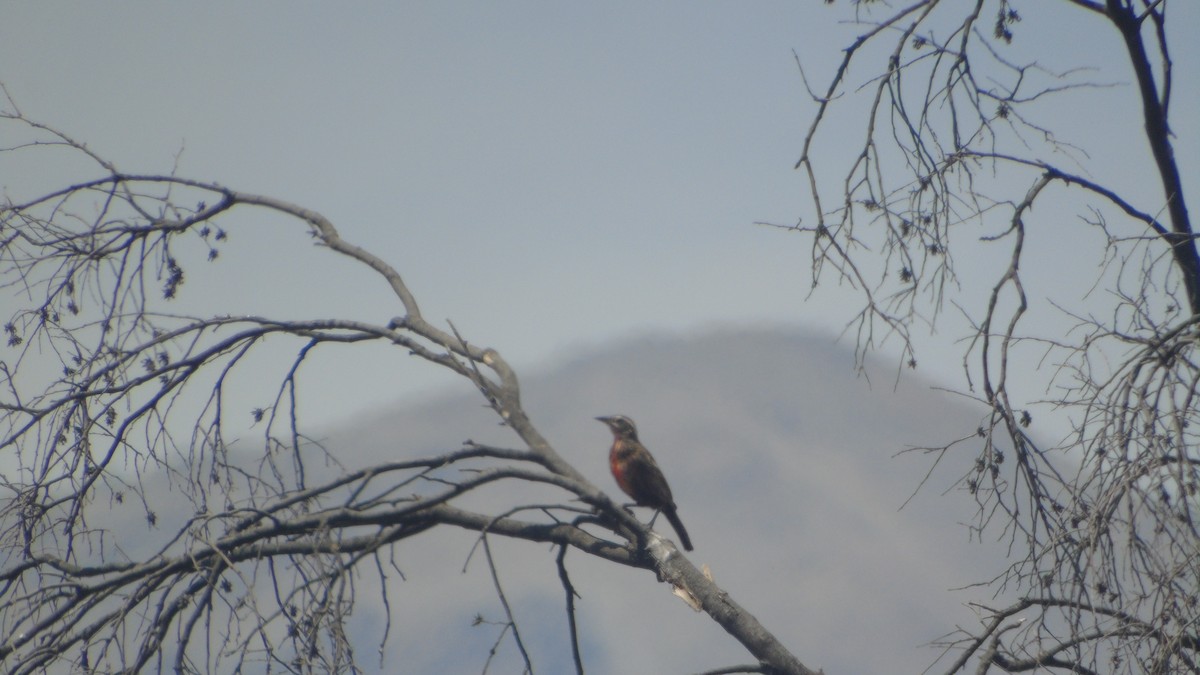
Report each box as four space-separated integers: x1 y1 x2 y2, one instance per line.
595 416 612 425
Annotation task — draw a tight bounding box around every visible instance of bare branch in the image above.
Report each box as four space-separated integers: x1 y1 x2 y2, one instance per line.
0 103 818 674
792 1 1197 672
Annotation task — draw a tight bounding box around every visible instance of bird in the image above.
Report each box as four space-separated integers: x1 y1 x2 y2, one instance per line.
596 415 693 551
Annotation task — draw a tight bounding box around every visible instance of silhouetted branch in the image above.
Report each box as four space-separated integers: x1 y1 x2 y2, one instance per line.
796 1 1197 673
0 98 817 673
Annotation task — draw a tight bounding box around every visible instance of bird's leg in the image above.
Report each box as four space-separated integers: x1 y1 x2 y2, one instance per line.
620 504 661 527
647 509 661 528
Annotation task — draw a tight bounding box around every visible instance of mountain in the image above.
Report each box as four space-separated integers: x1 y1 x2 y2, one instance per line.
327 327 1005 674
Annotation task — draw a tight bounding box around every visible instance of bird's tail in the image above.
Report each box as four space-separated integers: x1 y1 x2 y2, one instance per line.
663 508 693 551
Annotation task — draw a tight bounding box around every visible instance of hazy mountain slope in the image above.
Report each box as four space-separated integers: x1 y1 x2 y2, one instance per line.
328 327 1005 674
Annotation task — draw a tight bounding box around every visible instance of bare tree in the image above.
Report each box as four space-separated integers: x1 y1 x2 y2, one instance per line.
0 91 817 674
783 1 1197 672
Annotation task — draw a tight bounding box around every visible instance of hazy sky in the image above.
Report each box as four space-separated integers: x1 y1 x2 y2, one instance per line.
2 4 1198 672
2 2 1196 431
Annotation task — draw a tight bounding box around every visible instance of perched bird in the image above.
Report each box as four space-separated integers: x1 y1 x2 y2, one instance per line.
596 415 693 551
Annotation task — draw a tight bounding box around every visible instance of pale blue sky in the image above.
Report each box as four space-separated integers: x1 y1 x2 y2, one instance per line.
2 2 1196 430
2 5 1198 671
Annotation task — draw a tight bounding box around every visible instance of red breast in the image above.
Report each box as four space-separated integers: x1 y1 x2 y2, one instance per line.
609 447 634 496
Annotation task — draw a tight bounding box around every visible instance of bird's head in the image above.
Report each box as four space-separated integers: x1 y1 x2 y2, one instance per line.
596 415 638 441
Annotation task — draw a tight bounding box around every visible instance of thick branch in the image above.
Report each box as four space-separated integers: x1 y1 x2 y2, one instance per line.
1106 0 1199 313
